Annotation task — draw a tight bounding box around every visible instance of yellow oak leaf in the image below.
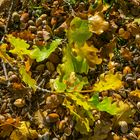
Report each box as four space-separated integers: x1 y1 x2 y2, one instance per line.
10 121 38 140
73 42 102 67
88 13 109 35
93 71 123 92
130 89 140 98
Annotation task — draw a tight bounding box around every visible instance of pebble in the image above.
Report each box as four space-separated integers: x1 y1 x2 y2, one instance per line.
14 98 25 108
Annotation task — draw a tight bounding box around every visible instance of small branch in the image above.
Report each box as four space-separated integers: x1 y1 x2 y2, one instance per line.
35 85 95 94
1 0 14 86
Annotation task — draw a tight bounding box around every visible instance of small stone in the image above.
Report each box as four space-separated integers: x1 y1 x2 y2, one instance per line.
46 113 59 123
119 121 128 134
14 98 25 108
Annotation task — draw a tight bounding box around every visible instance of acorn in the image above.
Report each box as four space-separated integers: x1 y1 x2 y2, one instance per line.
123 66 132 75
28 20 35 26
28 25 37 33
42 20 47 26
46 94 64 109
14 98 25 108
46 113 59 123
136 34 140 44
35 64 45 72
118 28 125 35
133 127 140 136
12 12 20 22
20 22 28 30
9 74 19 82
51 17 57 26
64 127 72 136
0 115 5 123
20 13 29 23
137 102 140 109
136 78 140 88
37 31 43 38
40 14 47 20
133 56 140 65
37 26 43 31
36 18 42 27
48 53 60 64
113 134 121 140
46 61 55 72
119 121 128 134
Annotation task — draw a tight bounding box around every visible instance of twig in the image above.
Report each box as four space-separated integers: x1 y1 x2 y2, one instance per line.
1 0 14 86
35 85 95 94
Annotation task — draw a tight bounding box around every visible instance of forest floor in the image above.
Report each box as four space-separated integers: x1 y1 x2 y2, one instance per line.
0 0 140 140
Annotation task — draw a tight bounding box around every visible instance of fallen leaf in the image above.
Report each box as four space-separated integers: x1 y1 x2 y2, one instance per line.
93 71 123 92
88 13 109 35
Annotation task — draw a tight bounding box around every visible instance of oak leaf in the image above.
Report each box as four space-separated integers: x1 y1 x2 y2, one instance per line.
93 71 123 92
88 13 109 35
